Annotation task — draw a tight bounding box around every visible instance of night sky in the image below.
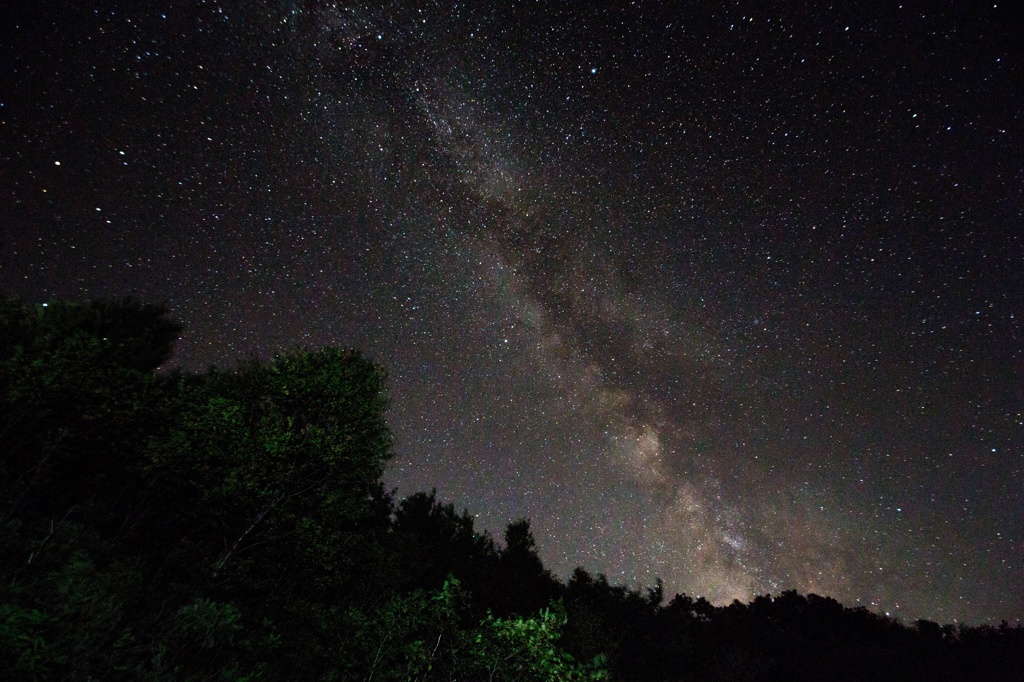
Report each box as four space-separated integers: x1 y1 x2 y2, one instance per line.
3 1 1022 625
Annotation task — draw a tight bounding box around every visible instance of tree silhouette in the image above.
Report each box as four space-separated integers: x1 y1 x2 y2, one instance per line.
1 296 1021 681
494 518 561 616
390 489 499 599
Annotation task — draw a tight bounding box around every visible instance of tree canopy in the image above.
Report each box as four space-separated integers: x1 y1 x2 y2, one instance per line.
0 297 1020 681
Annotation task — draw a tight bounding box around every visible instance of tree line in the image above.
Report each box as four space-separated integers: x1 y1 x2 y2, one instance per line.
1 298 1020 680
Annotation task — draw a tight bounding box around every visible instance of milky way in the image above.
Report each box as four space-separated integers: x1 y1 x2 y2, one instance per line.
3 1 1021 623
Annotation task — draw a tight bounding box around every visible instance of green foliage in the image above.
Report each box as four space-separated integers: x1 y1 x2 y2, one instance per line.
0 603 61 679
339 576 468 681
3 296 1020 681
0 541 147 681
144 347 395 676
1 298 181 524
340 577 608 682
173 599 242 651
470 602 609 682
0 298 398 679
152 598 246 680
148 348 393 611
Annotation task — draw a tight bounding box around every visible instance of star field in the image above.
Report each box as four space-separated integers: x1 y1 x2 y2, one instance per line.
2 1 1022 624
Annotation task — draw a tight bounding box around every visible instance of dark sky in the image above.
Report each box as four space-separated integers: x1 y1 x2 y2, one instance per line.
3 1 1022 624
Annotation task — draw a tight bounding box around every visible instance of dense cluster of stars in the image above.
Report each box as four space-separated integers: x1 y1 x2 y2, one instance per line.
3 1 1021 624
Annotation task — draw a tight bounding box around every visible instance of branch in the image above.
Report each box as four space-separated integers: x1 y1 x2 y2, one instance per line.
27 505 77 565
213 490 285 575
